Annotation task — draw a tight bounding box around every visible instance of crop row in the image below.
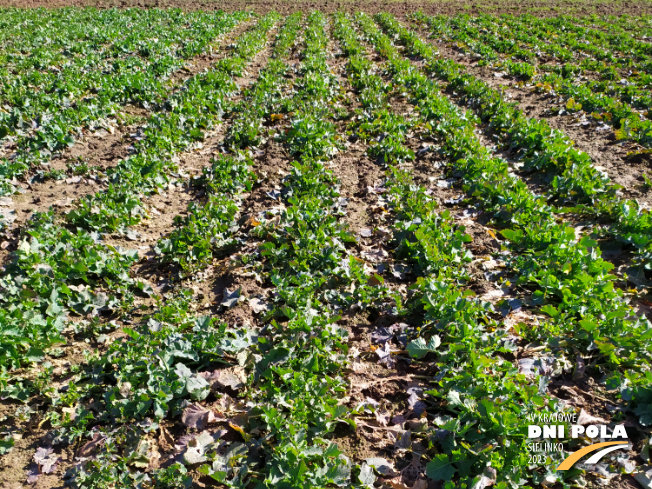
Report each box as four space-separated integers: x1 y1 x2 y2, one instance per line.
340 14 570 487
417 13 652 71
0 10 247 196
347 11 652 486
574 14 652 40
412 13 652 151
373 11 652 382
64 12 299 486
53 11 364 487
0 14 277 383
156 13 302 273
383 14 652 276
416 12 652 96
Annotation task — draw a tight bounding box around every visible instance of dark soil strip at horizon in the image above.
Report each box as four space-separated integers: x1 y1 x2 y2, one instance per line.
2 0 652 17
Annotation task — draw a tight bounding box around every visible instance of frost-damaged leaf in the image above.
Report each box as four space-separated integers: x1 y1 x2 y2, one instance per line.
129 440 152 469
147 442 161 472
361 247 389 263
577 408 608 425
77 432 105 458
359 463 376 486
200 367 246 392
371 326 395 344
393 430 412 450
426 454 455 482
517 357 554 378
34 446 61 474
215 394 248 414
208 441 247 479
221 288 241 308
221 367 247 390
248 297 268 314
407 388 426 416
34 447 52 465
220 325 257 354
174 434 193 453
181 431 215 466
618 457 636 475
471 467 497 489
182 404 216 430
27 465 40 484
126 229 141 241
391 263 411 280
375 342 395 368
184 447 207 465
406 336 441 359
186 376 211 401
365 457 398 476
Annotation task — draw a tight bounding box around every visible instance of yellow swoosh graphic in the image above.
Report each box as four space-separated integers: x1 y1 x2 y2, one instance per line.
557 441 626 470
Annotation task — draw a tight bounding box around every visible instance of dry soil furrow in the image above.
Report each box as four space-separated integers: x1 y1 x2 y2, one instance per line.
328 36 384 236
3 124 146 229
187 140 292 327
324 28 476 484
178 32 306 324
167 19 256 86
323 29 419 473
